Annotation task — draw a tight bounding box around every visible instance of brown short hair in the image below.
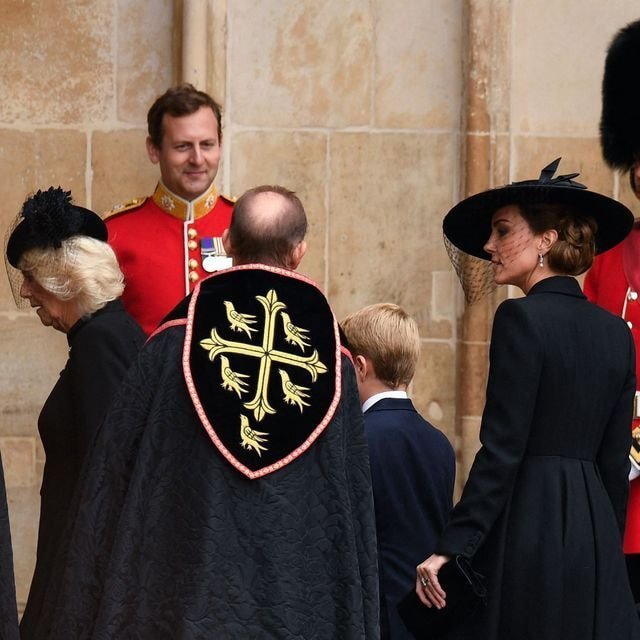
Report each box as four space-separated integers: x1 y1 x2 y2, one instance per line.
229 185 308 267
519 202 597 275
147 83 223 147
342 303 420 389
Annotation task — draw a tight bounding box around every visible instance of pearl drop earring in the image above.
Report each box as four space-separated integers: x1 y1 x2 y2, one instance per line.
538 252 544 268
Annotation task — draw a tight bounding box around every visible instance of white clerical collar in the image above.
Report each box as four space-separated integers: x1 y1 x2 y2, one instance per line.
362 390 408 413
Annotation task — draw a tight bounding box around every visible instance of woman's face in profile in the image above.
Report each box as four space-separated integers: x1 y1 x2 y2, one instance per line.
19 272 79 333
483 205 544 291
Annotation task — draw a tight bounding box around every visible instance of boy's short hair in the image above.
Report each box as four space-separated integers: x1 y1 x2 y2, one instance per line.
342 303 420 389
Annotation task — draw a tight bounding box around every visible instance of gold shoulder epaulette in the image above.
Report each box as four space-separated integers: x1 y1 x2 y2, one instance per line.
220 193 236 204
102 196 146 220
631 426 640 466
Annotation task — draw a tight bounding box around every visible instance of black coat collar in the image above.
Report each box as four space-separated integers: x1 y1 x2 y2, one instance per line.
67 299 124 344
365 397 416 414
527 276 585 299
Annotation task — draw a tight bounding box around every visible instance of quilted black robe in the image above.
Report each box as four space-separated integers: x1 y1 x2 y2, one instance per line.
36 267 379 639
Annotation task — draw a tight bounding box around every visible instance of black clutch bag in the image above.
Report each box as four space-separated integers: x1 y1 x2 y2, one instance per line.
398 555 487 639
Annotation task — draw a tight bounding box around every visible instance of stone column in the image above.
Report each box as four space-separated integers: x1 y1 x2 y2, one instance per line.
181 0 209 87
455 0 512 485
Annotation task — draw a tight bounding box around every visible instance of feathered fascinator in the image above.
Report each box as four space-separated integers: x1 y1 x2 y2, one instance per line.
600 19 640 171
5 186 107 268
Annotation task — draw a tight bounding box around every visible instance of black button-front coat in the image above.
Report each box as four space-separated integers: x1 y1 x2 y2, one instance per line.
436 276 640 639
20 299 145 639
364 398 455 639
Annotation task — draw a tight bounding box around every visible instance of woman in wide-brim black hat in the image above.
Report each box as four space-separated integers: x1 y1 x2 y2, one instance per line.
4 187 146 638
441 157 634 303
413 159 640 639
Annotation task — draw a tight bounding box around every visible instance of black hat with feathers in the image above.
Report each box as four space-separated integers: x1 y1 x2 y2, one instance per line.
600 19 640 171
443 158 634 260
6 187 107 267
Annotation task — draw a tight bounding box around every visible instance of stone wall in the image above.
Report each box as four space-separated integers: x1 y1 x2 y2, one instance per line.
0 0 638 610
0 0 175 609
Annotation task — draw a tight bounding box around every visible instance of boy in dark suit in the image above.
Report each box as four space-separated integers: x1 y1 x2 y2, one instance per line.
342 303 455 640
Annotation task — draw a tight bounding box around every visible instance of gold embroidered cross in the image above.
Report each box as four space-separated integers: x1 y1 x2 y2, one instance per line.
200 289 327 422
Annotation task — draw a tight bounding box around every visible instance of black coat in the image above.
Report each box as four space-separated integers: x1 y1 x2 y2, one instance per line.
436 276 640 639
364 398 454 639
20 300 145 638
0 452 18 640
34 273 379 639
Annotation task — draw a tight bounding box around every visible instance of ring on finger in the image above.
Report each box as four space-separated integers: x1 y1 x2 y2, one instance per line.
420 576 430 587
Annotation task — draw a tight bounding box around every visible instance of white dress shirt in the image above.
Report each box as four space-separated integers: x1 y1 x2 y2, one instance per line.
361 390 408 413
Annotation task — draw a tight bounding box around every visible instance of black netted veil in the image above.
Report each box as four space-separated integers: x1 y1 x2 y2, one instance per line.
4 187 107 309
444 234 496 304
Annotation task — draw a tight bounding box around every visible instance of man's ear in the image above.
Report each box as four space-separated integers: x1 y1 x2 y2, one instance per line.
222 228 233 257
354 354 368 384
289 240 307 270
146 136 161 165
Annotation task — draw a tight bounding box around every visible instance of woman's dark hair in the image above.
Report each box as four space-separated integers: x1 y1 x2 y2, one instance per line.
519 202 597 275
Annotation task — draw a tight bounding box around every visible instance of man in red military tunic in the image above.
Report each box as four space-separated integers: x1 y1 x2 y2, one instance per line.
583 19 640 604
105 84 234 334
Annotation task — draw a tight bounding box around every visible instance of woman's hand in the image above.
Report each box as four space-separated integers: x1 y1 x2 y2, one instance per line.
416 553 450 609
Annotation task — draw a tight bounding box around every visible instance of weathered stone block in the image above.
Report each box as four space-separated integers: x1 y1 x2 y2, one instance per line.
511 4 640 136
512 136 611 195
116 0 175 123
92 129 158 214
0 129 86 286
374 0 463 129
0 0 113 124
0 315 68 436
229 0 373 127
0 128 88 308
7 479 41 608
0 438 35 488
230 130 328 286
328 131 455 336
411 341 455 444
430 271 457 336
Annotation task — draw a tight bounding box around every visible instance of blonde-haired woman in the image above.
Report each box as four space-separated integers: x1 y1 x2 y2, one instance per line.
5 187 145 638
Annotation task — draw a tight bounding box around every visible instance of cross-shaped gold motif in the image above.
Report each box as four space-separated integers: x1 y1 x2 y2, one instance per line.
200 289 327 422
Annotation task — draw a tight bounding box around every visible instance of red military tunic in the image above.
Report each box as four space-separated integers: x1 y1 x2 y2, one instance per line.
105 181 234 335
584 221 640 554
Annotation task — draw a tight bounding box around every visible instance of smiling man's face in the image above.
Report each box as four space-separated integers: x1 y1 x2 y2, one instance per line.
146 106 222 201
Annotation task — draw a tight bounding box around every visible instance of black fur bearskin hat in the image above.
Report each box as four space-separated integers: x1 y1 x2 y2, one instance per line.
600 19 640 171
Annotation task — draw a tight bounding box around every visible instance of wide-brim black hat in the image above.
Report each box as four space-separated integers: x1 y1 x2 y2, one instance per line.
443 158 634 260
600 19 640 171
6 187 107 267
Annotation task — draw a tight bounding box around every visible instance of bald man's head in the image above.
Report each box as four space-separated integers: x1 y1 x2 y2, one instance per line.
224 185 308 269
